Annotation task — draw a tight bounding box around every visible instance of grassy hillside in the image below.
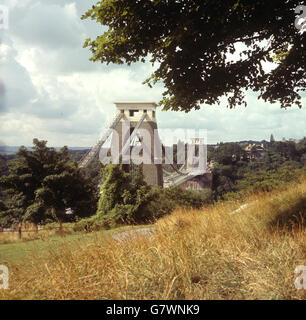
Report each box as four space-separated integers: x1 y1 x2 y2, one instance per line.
0 225 149 263
0 178 305 300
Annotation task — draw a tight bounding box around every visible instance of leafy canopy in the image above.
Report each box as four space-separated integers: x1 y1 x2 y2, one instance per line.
82 0 306 112
96 164 154 224
0 139 96 227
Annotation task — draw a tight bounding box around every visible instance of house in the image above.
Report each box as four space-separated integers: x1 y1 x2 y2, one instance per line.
244 143 266 161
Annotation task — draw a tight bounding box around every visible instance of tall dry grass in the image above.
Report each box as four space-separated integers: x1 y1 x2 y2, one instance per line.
0 225 72 245
1 178 305 300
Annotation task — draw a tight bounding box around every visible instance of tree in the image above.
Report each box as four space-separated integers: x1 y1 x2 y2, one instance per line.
296 137 306 157
95 164 213 226
82 0 306 112
96 164 131 220
0 139 97 228
96 164 154 224
69 149 103 186
234 165 305 194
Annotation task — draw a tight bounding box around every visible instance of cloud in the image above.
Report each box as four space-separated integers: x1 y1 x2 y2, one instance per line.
158 92 306 143
0 40 38 114
11 2 83 49
0 0 305 148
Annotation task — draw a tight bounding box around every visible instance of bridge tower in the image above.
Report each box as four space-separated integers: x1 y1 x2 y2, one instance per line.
112 102 163 187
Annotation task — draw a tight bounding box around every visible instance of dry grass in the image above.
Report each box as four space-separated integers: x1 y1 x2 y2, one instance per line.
0 225 72 245
1 179 305 300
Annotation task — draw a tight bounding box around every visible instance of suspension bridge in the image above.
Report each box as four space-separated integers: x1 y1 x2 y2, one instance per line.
78 102 202 187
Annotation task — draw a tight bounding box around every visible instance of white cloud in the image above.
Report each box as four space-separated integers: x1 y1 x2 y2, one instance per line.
0 0 305 148
11 2 84 49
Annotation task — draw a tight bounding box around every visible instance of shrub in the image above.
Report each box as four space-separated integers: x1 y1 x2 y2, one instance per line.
96 164 154 225
72 216 112 232
163 186 214 209
224 165 306 201
80 164 214 228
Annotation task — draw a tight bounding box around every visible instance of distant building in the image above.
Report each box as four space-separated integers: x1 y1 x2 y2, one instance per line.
280 137 298 143
244 143 266 162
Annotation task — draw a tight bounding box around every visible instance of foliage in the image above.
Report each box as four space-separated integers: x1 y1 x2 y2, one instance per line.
224 165 306 201
79 164 213 230
0 155 10 177
0 139 97 228
69 150 102 186
0 154 13 203
236 165 305 193
211 143 247 197
95 164 157 225
210 138 306 199
162 185 213 209
82 0 306 112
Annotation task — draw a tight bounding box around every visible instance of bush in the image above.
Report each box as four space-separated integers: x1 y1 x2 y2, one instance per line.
96 164 154 225
225 165 306 200
72 216 112 232
78 164 214 229
163 186 213 209
138 186 214 222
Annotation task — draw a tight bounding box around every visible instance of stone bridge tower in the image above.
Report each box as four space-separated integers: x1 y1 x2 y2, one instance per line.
112 102 163 187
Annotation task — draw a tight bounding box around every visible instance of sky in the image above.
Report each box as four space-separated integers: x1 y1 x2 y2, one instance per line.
0 0 305 148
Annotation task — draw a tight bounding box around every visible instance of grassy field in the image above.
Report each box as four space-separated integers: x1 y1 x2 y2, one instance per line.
0 225 150 263
0 178 305 300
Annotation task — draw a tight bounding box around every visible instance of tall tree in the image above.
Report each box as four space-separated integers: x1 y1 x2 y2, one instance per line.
96 164 131 219
96 164 154 224
0 139 97 228
82 0 306 112
296 137 306 161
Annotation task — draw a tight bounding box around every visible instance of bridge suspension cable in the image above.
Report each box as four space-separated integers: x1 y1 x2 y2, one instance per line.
78 113 124 168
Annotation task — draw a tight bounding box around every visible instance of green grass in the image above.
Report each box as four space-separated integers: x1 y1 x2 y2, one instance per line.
0 224 150 264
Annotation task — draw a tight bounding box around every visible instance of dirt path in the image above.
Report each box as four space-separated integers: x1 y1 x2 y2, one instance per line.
229 200 258 215
112 227 155 242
